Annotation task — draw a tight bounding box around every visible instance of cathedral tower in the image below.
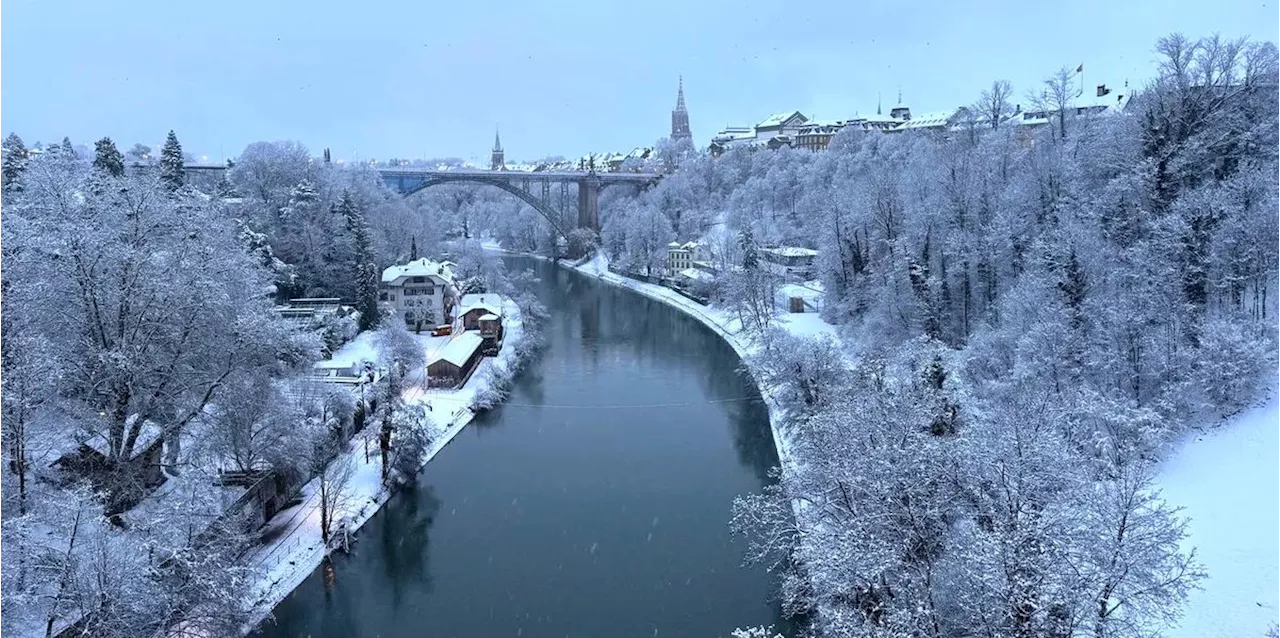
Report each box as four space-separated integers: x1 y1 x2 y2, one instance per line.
491 127 504 171
670 76 692 141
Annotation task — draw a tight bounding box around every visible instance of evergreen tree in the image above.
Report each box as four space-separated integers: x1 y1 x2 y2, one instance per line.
410 236 419 261
739 226 759 270
60 136 76 158
93 137 126 177
339 190 380 330
2 133 28 189
160 130 185 190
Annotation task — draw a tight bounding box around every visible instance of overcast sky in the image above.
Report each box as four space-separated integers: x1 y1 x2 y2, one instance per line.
2 0 1276 163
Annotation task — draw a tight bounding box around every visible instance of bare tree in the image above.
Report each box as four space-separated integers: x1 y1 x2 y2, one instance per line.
977 79 1015 129
316 450 355 549
1032 66 1078 141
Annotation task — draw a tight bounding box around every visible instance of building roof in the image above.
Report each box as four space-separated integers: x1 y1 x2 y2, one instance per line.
712 127 757 143
763 246 818 258
432 332 483 367
679 268 713 281
478 313 499 321
757 111 809 129
897 110 959 130
458 294 504 318
381 258 455 285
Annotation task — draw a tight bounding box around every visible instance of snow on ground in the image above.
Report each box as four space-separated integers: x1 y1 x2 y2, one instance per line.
567 250 1278 637
1156 378 1279 638
241 299 525 633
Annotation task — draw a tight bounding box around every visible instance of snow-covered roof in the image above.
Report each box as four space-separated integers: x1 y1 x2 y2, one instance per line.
897 110 960 130
82 418 164 458
668 241 683 248
681 241 700 250
778 282 824 300
763 246 818 258
712 127 758 144
381 258 455 285
478 313 499 321
679 268 712 281
458 293 504 318
757 111 808 128
432 332 483 367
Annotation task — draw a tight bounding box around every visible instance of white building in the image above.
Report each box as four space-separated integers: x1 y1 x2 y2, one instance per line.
380 258 458 330
667 241 707 276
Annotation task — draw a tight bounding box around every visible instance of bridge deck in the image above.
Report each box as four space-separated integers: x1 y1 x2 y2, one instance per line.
184 164 660 182
377 168 661 181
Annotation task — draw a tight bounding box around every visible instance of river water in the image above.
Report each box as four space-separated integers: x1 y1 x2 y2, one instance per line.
255 258 791 637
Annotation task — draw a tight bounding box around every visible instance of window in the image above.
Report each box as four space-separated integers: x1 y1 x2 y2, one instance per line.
411 276 426 284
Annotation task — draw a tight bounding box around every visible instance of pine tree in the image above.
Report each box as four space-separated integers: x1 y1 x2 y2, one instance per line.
2 133 28 190
339 190 380 330
93 137 126 177
739 227 759 270
160 130 185 190
60 137 76 158
410 236 419 261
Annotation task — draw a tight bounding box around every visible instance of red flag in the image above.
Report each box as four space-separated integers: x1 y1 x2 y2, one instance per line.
1076 63 1084 73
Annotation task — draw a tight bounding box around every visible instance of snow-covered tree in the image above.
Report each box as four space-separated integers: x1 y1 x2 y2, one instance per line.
93 137 126 177
159 130 185 190
339 190 381 330
2 132 28 189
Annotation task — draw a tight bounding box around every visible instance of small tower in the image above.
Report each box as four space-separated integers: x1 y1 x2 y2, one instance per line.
490 127 504 171
670 76 692 142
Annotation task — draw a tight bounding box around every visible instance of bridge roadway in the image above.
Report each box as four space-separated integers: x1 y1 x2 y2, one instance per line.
185 164 661 235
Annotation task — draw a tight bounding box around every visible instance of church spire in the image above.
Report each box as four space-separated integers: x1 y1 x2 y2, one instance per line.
877 92 882 116
670 76 692 141
490 126 504 171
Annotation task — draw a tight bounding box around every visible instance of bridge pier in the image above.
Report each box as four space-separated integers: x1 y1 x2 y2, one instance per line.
577 176 601 233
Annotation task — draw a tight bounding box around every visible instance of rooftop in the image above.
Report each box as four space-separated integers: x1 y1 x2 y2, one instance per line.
381 258 456 285
433 332 484 367
757 111 808 128
763 246 818 258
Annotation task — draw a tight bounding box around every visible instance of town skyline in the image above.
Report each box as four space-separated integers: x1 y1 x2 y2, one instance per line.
3 0 1276 162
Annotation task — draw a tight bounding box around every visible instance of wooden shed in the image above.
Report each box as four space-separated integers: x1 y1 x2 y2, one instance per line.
427 332 485 388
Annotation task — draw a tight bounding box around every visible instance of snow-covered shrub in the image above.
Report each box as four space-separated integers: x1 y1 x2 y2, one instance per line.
1192 318 1273 417
317 311 358 357
745 328 849 417
566 228 599 260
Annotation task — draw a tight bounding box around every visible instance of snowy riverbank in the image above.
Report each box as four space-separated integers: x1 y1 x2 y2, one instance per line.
562 251 1280 637
1155 378 1279 638
241 298 526 634
564 252 833 468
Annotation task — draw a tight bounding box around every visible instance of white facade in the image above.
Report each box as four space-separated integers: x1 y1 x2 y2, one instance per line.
380 258 458 330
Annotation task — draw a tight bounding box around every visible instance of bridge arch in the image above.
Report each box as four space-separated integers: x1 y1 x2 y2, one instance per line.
403 175 573 239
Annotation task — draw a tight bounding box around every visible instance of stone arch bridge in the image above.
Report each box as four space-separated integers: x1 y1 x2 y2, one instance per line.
380 168 662 237
184 164 661 238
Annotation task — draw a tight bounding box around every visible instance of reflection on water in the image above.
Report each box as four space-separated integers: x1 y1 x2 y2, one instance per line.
255 258 791 638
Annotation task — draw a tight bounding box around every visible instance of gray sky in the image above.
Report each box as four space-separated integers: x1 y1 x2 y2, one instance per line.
2 0 1275 163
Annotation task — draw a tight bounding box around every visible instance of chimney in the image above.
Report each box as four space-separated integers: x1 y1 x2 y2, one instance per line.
1097 84 1110 97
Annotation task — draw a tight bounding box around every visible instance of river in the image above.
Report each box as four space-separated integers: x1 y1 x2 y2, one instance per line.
254 258 792 638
